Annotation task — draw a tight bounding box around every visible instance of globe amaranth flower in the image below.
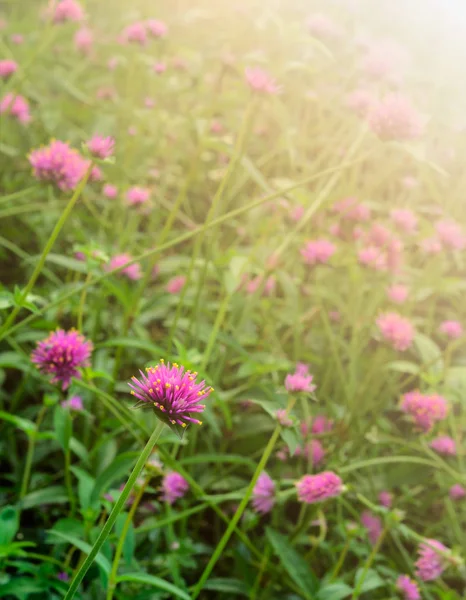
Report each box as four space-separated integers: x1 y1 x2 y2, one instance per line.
439 320 463 339
146 19 167 37
127 186 150 205
0 59 17 78
103 183 118 199
396 575 420 600
296 471 342 504
450 484 466 501
285 364 316 394
390 208 418 234
332 196 371 221
400 391 448 432
305 439 325 467
301 239 336 265
359 246 387 271
346 89 376 118
166 275 186 294
129 359 213 429
87 135 114 159
32 329 93 390
0 93 31 124
106 253 142 280
368 93 423 141
429 436 456 456
251 472 275 514
275 409 293 427
415 539 449 581
29 140 90 191
376 312 414 351
361 510 382 545
161 472 189 504
50 0 85 23
387 284 409 304
435 219 466 251
378 490 393 508
245 67 281 94
74 27 93 54
61 395 84 411
122 21 147 45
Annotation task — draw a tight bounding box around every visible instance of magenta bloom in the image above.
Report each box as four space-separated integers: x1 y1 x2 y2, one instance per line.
306 439 325 468
87 135 114 159
276 409 293 427
32 329 93 390
0 93 31 124
166 276 186 294
103 184 118 199
415 539 448 581
74 27 93 54
378 490 393 508
127 186 150 205
245 67 280 95
129 360 213 428
376 312 414 351
153 62 167 74
296 471 342 504
396 575 420 600
161 472 189 504
429 436 456 456
123 21 147 45
106 254 142 280
0 59 17 78
439 320 463 339
390 209 418 234
401 391 448 432
301 239 336 265
57 572 70 582
51 0 85 23
29 140 89 191
450 484 466 500
252 472 275 514
361 510 382 545
436 219 466 250
311 415 333 435
147 19 168 37
368 93 423 141
333 197 370 221
285 364 316 394
358 246 386 271
387 284 409 304
61 395 84 411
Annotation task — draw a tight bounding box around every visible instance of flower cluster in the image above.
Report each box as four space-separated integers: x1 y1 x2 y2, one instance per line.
0 93 31 124
415 539 448 581
50 0 85 23
376 312 414 351
301 239 336 265
29 140 90 191
296 471 343 504
400 391 448 431
368 93 423 141
429 436 456 456
396 575 420 600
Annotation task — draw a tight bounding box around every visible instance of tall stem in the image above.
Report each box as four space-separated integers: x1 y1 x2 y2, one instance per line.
64 445 76 517
63 420 165 600
19 405 47 503
351 526 388 600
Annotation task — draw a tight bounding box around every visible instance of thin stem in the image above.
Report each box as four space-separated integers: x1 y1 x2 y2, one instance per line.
63 420 165 600
351 525 388 600
64 445 76 517
330 538 351 580
77 271 93 331
19 405 47 503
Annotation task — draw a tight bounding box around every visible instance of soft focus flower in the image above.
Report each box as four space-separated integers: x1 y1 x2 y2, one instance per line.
29 140 89 191
296 471 343 504
307 13 341 39
285 365 316 393
276 409 293 427
0 93 31 124
161 472 189 504
333 197 371 221
415 539 448 581
346 89 375 117
358 246 386 270
390 209 418 234
87 135 114 159
90 165 102 182
396 575 420 600
147 19 168 37
378 490 393 508
435 219 466 250
301 239 336 265
108 57 118 70
61 395 84 411
74 27 93 54
32 329 93 390
166 276 186 294
306 439 325 467
123 21 147 45
439 320 463 339
106 253 142 280
251 472 275 514
245 67 280 94
429 436 456 456
368 93 423 141
103 183 118 199
153 62 167 74
376 312 414 351
50 0 85 23
127 186 150 205
401 391 448 431
11 34 23 45
57 572 70 582
145 97 155 108
420 236 442 255
312 415 333 435
361 510 382 545
129 359 213 428
361 41 407 82
387 284 409 304
450 484 466 500
0 59 17 78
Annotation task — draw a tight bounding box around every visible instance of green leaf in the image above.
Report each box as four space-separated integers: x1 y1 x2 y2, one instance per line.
21 486 68 509
115 573 190 599
316 582 353 600
203 577 249 596
47 530 111 575
71 467 97 512
414 333 443 374
98 337 164 355
266 528 317 599
115 513 135 565
0 410 36 434
0 577 45 599
54 405 72 451
354 569 384 594
90 451 138 506
224 256 248 294
0 506 19 545
280 427 300 456
386 361 420 375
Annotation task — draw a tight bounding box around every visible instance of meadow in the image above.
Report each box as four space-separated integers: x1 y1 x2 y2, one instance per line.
0 0 466 598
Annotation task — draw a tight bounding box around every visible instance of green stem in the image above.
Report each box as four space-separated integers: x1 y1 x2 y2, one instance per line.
64 446 76 517
351 525 388 600
19 406 47 503
331 539 350 580
0 166 92 341
63 420 165 600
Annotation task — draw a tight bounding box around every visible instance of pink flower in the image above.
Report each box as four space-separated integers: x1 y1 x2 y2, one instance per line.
32 329 93 390
402 175 419 189
0 59 17 78
290 205 305 222
166 276 186 294
29 140 89 191
346 89 376 117
146 19 168 37
358 246 386 271
311 415 333 435
361 41 406 82
307 13 341 39
285 365 316 394
420 236 442 255
387 284 409 304
439 320 463 339
0 93 31 124
450 484 466 500
305 439 325 467
368 93 423 141
90 166 102 182
61 395 84 411
333 197 371 221
390 209 418 234
103 184 118 199
361 510 383 545
87 135 115 159
415 539 448 581
245 67 280 94
153 62 166 74
106 254 142 280
210 120 223 134
11 34 23 44
296 471 343 504
74 27 93 54
123 21 147 45
50 0 85 23
145 97 155 109
126 186 150 205
401 391 448 432
396 575 420 600
376 312 414 351
301 239 336 265
251 472 275 514
96 87 116 101
107 57 118 70
378 490 393 508
275 409 293 427
435 219 466 250
161 472 189 504
429 436 456 456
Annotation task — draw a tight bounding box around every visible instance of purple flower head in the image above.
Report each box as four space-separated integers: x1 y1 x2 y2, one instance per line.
275 409 293 427
378 490 393 508
122 21 147 45
296 471 343 504
57 572 70 582
285 364 316 394
0 59 18 78
439 320 463 339
61 395 84 411
429 436 456 456
396 575 420 600
87 135 115 159
29 140 90 191
147 19 168 37
162 472 189 504
304 439 325 467
32 329 92 390
252 472 275 514
311 415 333 435
50 0 85 23
166 275 186 294
245 67 281 94
103 184 118 199
361 510 382 545
401 391 448 432
415 539 449 581
106 253 142 280
376 312 414 351
300 239 336 265
450 484 466 500
127 186 150 205
129 360 213 431
0 93 31 124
